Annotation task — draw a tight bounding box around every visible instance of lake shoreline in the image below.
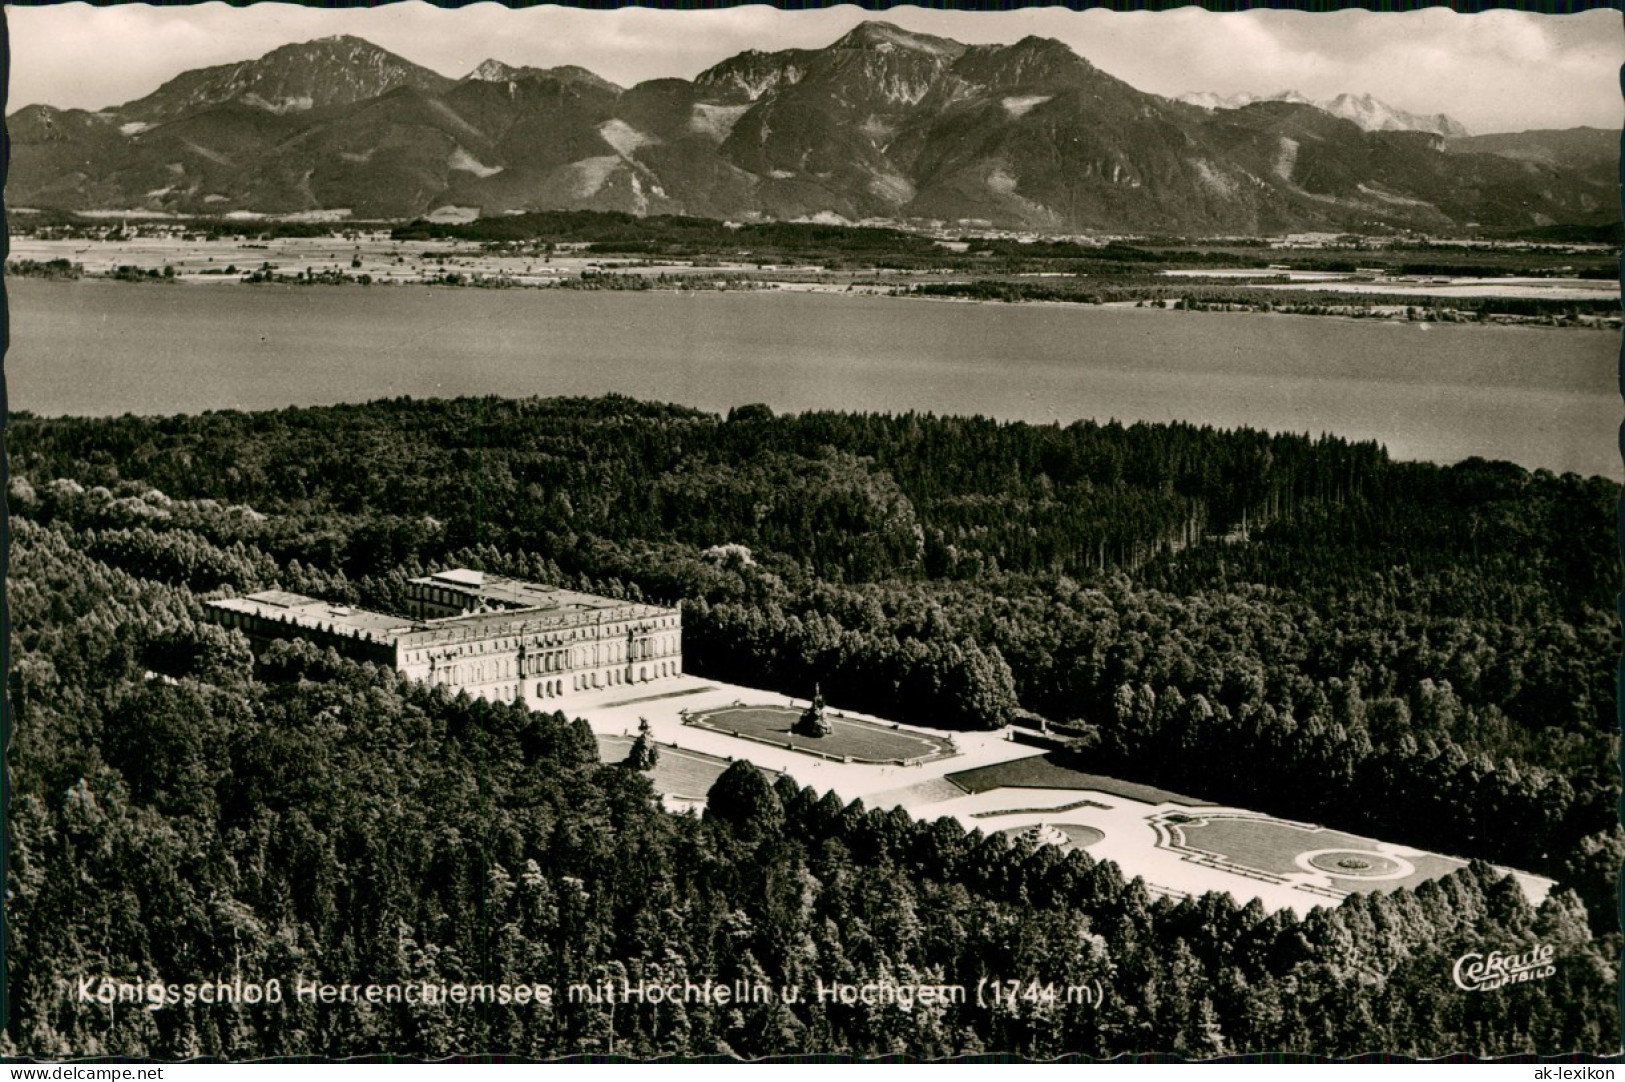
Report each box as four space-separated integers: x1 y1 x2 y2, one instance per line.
11 272 1618 336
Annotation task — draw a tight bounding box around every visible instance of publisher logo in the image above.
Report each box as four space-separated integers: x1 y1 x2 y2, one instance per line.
1451 943 1556 991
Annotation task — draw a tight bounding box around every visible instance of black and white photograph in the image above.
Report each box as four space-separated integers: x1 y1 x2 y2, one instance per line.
3 1 1621 1063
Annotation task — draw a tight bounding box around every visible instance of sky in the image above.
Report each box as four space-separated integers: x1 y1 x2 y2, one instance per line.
6 3 1622 134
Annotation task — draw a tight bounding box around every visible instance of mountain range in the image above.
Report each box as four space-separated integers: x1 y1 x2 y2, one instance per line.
1176 90 1470 138
7 24 1618 234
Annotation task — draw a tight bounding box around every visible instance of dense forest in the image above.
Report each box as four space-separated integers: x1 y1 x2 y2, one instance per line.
5 396 1619 1057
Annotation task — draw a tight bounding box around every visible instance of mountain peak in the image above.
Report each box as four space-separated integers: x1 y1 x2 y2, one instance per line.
1179 88 1468 136
119 35 454 120
463 59 621 94
1009 35 1074 54
1317 91 1470 136
999 35 1095 74
265 35 404 62
833 21 966 58
467 58 521 82
540 65 624 95
946 34 1098 94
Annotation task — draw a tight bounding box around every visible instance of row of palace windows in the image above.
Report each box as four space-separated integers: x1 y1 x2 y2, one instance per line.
521 650 572 676
630 634 680 660
532 660 680 699
432 653 684 689
432 660 513 685
518 640 680 677
409 626 679 667
444 658 683 703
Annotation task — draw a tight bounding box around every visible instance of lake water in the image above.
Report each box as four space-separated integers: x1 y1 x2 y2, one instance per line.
7 279 1620 479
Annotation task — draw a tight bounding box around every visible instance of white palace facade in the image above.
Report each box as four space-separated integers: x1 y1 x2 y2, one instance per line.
207 568 682 708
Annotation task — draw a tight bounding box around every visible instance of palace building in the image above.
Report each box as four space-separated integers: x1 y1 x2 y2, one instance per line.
206 568 682 707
